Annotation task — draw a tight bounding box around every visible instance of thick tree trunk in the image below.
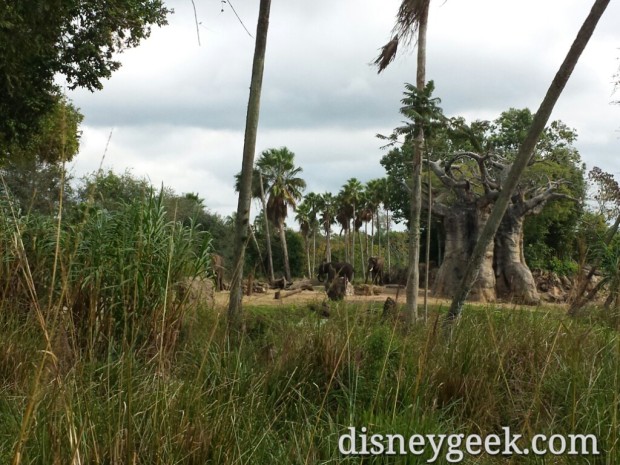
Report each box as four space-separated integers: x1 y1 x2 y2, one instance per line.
433 207 473 297
433 205 495 302
228 0 271 324
494 209 541 305
471 204 497 302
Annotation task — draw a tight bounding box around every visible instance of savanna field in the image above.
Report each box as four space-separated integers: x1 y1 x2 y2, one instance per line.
0 193 619 464
3 0 620 464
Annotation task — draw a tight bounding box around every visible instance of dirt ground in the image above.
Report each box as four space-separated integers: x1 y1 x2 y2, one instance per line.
213 286 416 308
212 285 559 311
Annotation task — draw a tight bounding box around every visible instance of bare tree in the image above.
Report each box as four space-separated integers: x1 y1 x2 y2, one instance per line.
228 0 272 325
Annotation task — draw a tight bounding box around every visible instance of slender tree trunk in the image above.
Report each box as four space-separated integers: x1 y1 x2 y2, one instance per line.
228 0 271 325
405 4 428 324
306 235 311 278
376 210 381 255
351 210 356 274
386 208 391 275
312 228 317 273
259 171 275 284
326 226 332 262
371 216 375 254
424 158 432 322
365 221 369 259
446 0 610 325
280 225 292 282
360 228 366 281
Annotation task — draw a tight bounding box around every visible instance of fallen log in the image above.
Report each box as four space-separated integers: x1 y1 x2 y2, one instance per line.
274 288 306 300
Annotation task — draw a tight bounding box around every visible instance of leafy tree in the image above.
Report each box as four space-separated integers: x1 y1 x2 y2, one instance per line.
318 192 337 262
78 169 155 212
338 178 364 276
447 0 610 324
0 0 170 146
1 97 82 214
295 200 313 277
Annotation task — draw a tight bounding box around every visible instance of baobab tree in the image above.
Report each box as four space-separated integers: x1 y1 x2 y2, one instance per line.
446 0 611 324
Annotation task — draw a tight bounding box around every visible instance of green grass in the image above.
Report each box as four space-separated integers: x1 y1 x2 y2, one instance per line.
0 193 619 464
1 301 619 464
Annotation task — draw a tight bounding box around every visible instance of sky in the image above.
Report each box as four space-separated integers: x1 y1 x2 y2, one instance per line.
66 0 620 222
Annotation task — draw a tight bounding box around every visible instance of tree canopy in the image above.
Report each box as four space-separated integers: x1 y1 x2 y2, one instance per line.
0 0 170 145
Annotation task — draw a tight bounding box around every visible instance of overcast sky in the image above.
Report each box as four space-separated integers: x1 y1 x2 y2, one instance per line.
67 0 620 221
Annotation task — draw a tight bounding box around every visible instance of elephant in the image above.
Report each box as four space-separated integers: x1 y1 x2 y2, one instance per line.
317 261 354 283
365 256 384 285
211 254 225 291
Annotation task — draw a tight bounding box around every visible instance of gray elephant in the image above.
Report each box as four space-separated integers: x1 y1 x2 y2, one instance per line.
317 261 354 283
211 254 225 291
365 256 384 285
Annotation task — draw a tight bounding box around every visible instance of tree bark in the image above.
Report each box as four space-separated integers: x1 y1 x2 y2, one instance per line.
446 0 610 325
432 203 496 302
494 208 541 305
228 0 271 325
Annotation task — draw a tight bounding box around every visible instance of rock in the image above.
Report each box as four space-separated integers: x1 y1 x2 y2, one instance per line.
326 277 347 301
175 277 215 309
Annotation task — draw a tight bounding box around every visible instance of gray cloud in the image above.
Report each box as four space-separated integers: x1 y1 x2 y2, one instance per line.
68 0 620 219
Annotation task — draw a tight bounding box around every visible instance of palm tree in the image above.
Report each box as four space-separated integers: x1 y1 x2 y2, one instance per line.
228 0 272 324
365 178 386 255
318 192 336 262
374 0 430 323
257 147 306 282
356 191 374 280
447 0 610 325
340 178 364 276
304 192 322 271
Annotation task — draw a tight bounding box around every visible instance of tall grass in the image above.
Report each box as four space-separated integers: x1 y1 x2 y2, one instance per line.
1 192 619 463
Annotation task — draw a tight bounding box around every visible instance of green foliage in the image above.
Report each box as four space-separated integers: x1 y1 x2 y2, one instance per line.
256 147 306 228
77 169 156 211
0 0 169 144
0 98 82 214
0 190 212 356
247 225 305 278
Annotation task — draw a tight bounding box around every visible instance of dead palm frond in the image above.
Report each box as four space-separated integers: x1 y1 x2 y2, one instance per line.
373 36 399 73
373 0 430 73
393 0 431 45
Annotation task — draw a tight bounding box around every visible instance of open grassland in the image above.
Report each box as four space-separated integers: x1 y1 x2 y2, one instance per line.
1 298 619 464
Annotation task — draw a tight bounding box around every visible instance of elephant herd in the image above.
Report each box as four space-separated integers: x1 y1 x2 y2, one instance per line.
209 253 387 292
317 256 385 285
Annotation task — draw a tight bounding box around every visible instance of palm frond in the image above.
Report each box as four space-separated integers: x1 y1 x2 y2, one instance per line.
373 36 399 73
393 0 430 45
